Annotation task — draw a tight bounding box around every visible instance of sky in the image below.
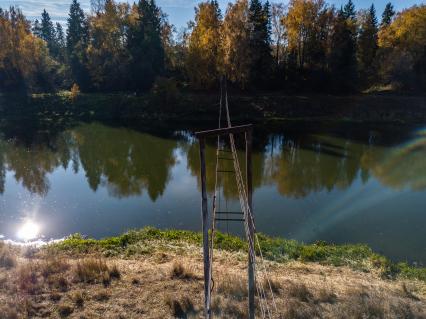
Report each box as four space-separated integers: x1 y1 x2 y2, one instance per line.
0 0 424 30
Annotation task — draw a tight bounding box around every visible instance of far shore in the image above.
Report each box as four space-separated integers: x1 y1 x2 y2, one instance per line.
1 91 426 125
1 227 425 318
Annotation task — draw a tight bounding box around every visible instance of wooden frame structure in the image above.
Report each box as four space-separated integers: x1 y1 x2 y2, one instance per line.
195 124 255 319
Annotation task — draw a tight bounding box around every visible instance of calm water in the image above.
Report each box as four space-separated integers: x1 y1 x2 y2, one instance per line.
0 121 425 264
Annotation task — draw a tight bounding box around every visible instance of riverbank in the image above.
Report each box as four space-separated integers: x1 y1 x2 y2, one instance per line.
1 92 426 126
1 228 425 318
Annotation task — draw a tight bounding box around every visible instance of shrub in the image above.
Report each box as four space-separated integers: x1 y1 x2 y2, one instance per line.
170 262 196 280
70 83 80 102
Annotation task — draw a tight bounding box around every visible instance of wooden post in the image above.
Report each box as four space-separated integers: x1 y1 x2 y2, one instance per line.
246 130 255 319
199 138 211 319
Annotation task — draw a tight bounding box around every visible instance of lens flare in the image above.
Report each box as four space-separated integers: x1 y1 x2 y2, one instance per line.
17 220 40 241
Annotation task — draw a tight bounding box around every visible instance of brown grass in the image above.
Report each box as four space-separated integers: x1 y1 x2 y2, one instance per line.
217 273 248 301
70 290 85 308
169 261 197 280
57 303 73 317
40 257 69 278
0 244 16 269
0 245 424 318
287 281 313 302
17 263 40 294
165 295 195 317
73 258 119 285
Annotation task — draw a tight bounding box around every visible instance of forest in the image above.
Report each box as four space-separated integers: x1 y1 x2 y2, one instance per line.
0 0 425 94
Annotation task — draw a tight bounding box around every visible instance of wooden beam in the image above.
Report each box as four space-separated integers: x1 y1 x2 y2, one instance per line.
195 124 253 138
199 138 211 319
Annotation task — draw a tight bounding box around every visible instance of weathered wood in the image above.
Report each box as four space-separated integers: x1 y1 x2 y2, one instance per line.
195 124 252 138
199 138 211 319
246 130 255 319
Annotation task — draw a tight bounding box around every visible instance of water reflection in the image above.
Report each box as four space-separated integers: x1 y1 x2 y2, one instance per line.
17 219 40 241
0 122 424 199
0 121 425 262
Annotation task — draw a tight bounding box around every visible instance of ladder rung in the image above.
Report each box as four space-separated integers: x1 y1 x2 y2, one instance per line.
215 218 245 222
216 211 244 215
219 149 232 153
218 157 234 161
217 170 235 173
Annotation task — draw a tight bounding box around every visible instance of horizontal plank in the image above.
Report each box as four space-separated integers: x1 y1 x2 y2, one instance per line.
195 124 253 138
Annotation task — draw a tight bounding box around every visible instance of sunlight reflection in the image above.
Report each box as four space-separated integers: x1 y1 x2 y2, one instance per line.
17 219 40 241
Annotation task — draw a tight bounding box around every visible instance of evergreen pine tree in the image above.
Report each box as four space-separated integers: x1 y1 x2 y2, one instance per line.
329 7 358 92
248 0 272 88
55 23 66 61
381 2 395 28
127 0 164 92
32 19 42 37
66 0 90 90
343 0 356 20
358 4 378 86
55 23 65 49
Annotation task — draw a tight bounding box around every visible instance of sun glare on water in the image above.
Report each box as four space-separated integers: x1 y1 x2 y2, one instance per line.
17 220 40 241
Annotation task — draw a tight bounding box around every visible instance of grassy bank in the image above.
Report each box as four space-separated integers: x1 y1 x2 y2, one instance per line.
1 228 425 318
53 227 426 282
1 92 426 126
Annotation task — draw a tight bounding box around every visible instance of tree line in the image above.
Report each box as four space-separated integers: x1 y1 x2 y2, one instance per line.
0 0 425 94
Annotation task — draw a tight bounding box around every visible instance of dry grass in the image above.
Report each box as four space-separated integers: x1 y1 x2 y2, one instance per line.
73 258 120 285
165 295 195 317
0 304 18 319
0 244 424 318
40 257 69 278
0 244 16 269
169 261 197 280
217 273 248 301
57 303 73 318
17 263 40 294
287 281 313 302
70 290 85 308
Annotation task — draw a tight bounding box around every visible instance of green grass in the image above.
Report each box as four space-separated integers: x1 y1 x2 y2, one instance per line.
50 227 426 282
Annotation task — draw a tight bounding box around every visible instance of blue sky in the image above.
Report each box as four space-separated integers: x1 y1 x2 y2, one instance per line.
0 0 424 29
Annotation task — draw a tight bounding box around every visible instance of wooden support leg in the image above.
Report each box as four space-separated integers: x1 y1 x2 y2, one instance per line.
199 138 211 319
246 131 255 319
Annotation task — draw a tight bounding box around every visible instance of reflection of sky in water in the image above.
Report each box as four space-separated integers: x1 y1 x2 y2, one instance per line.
0 122 425 264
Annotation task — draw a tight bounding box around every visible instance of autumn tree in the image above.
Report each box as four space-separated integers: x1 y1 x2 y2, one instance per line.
86 0 130 90
248 0 272 87
222 0 251 88
283 0 333 88
186 1 222 89
0 7 51 91
378 5 426 90
357 5 378 87
66 0 91 90
127 0 165 92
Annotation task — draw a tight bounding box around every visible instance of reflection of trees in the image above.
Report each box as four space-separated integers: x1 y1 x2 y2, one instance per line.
262 135 368 198
72 123 177 200
0 123 425 200
1 134 71 196
0 123 178 200
263 132 426 197
185 138 264 199
362 133 426 191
